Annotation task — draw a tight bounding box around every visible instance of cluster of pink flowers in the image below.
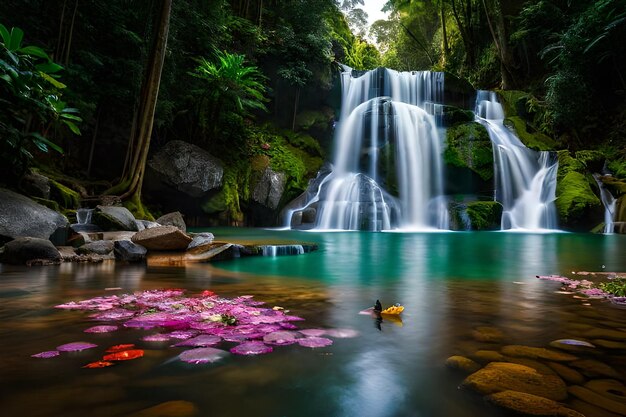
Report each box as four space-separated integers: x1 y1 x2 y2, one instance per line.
33 289 358 364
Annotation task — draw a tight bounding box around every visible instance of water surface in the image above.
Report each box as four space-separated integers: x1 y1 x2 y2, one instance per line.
1 230 625 417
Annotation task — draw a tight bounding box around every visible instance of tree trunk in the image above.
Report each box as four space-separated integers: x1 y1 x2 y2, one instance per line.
106 0 172 219
87 107 100 177
63 0 79 66
441 1 449 65
291 86 300 131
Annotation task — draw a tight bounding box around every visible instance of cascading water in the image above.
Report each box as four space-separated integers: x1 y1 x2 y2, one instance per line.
287 67 449 231
475 91 558 231
593 174 616 234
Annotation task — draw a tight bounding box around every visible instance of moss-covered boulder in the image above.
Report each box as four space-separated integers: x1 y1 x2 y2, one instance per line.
461 362 568 401
575 150 606 173
294 108 333 133
555 151 603 230
440 105 474 127
466 201 503 230
93 205 138 231
443 72 475 109
486 390 584 417
504 116 559 151
444 122 494 182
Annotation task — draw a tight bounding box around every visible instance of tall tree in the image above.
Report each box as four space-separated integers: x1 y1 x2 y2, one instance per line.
106 0 172 218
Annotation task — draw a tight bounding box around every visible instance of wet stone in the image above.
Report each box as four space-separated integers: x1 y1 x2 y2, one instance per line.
592 339 626 350
568 385 626 415
581 328 626 341
546 362 586 385
570 359 623 379
502 356 557 376
471 326 505 343
486 390 585 417
461 362 568 401
500 345 578 362
445 356 482 374
569 399 622 417
471 350 505 364
585 379 626 404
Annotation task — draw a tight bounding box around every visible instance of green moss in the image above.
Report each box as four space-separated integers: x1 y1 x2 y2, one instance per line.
555 171 602 224
504 116 558 151
607 157 626 178
49 180 81 209
575 150 606 172
556 150 585 181
32 197 61 212
294 110 332 132
466 201 503 230
122 194 154 221
497 90 529 119
444 122 494 181
441 105 474 127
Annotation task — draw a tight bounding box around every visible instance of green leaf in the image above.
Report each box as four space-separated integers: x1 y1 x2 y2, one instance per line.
62 120 81 136
36 62 63 74
30 133 64 153
8 27 24 51
0 24 9 46
41 72 67 89
18 45 49 60
61 107 80 113
61 113 82 121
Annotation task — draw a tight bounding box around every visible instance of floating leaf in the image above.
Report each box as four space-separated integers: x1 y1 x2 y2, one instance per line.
83 360 115 368
298 337 333 348
173 335 222 347
179 348 228 364
105 344 135 353
32 350 60 358
84 325 118 333
230 342 273 355
263 331 299 346
103 349 144 361
57 342 98 352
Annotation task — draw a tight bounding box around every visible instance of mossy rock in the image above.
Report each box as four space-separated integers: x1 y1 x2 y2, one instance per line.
504 116 558 151
497 90 529 118
294 110 332 133
444 122 494 181
31 197 61 213
445 355 482 374
440 105 474 127
502 357 557 376
555 171 603 229
461 362 568 401
466 201 502 230
486 390 584 417
557 150 587 181
600 176 626 198
49 180 81 209
575 150 606 173
607 157 626 179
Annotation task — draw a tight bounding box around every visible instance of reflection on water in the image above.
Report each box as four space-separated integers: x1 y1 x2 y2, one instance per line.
1 231 626 417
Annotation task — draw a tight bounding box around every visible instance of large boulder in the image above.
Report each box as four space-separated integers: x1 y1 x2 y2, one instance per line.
156 211 186 232
76 240 115 256
147 140 224 198
93 205 138 231
131 225 192 251
0 237 62 265
19 170 51 199
0 188 69 243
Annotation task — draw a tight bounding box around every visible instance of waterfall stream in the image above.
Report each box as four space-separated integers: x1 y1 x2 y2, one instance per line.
593 174 616 234
475 91 559 231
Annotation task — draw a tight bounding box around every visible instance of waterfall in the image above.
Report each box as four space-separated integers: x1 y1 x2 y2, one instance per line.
289 67 448 231
475 91 558 231
76 208 93 225
593 174 616 234
260 245 305 256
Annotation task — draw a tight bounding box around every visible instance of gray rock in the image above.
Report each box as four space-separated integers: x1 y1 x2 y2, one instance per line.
93 205 138 231
20 171 51 199
131 225 192 251
148 140 223 197
136 220 160 231
252 168 286 210
0 188 69 241
156 211 186 232
187 233 215 250
113 240 146 262
0 237 62 265
77 240 115 255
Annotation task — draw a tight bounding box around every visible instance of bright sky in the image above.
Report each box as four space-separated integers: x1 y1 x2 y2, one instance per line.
361 0 390 27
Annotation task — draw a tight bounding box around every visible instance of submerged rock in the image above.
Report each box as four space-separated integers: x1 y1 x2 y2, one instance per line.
568 385 626 415
445 355 481 374
472 326 504 343
128 400 199 417
461 362 568 401
500 345 579 362
77 240 115 256
546 362 586 385
471 350 505 364
486 390 584 417
131 226 192 251
0 237 61 265
570 359 623 379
